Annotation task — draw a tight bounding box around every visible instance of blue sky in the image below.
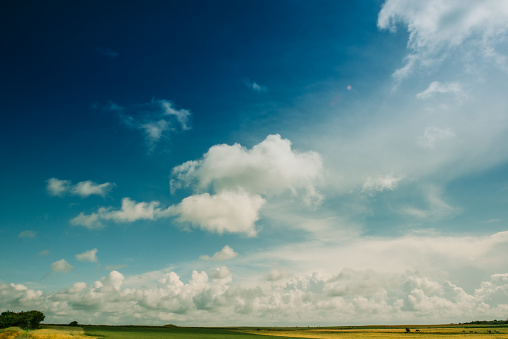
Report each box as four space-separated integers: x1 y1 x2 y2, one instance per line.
2 0 508 326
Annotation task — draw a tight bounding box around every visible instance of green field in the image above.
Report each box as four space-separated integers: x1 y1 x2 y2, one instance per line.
3 324 508 339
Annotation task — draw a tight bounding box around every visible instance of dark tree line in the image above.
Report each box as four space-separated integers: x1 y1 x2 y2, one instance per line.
0 310 45 329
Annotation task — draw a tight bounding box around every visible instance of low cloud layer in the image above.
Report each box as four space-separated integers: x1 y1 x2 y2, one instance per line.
3 267 508 326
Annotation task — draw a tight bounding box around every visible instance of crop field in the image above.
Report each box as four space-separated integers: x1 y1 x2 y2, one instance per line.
2 325 508 339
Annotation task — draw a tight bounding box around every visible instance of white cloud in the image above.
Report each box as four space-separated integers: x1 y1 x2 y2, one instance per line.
208 266 232 280
200 245 238 261
175 191 265 236
418 126 456 149
171 134 323 205
47 178 114 198
18 230 36 238
38 250 50 256
71 180 114 197
46 178 71 196
51 259 73 273
76 249 98 263
70 212 103 229
416 81 463 99
71 198 160 229
362 174 405 194
264 269 290 282
101 197 160 223
378 0 508 81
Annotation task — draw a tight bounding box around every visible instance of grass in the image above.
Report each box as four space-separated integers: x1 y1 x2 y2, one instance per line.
2 324 508 338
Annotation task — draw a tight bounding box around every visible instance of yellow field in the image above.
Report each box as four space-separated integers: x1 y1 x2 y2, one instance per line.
239 326 508 339
0 326 94 339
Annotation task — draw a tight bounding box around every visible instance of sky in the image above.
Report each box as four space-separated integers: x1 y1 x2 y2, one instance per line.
1 0 508 326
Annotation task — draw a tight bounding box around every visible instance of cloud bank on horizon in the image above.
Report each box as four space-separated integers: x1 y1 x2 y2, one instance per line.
2 0 508 326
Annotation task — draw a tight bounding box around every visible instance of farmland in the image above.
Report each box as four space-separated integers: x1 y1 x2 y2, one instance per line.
2 324 508 339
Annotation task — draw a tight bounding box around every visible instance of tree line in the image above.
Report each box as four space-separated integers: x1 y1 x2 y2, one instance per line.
0 310 45 329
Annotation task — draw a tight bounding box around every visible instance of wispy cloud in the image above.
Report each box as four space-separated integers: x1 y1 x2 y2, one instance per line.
362 174 405 195
47 178 114 198
102 99 191 150
244 78 267 92
418 126 456 149
95 47 119 59
416 81 463 100
378 0 508 82
18 230 37 239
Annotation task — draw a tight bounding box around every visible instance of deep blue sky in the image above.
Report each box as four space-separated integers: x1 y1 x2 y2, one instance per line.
2 0 508 326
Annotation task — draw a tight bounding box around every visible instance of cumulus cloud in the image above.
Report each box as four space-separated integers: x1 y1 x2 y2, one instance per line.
103 99 191 150
362 174 405 195
416 81 463 99
208 266 232 280
76 249 98 263
200 245 238 261
171 134 323 204
378 0 508 81
264 269 290 282
18 230 36 238
47 178 114 198
5 266 508 326
51 259 73 273
174 191 265 236
46 178 71 196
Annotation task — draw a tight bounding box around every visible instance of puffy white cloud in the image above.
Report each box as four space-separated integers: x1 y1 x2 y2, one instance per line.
175 191 265 236
71 180 114 198
70 212 103 229
171 134 323 204
76 248 98 263
200 245 238 261
416 81 463 99
5 258 508 326
18 230 36 238
51 259 73 273
101 198 160 223
47 178 114 198
46 178 71 196
378 0 508 81
362 174 405 194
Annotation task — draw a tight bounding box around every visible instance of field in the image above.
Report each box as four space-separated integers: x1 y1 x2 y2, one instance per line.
2 324 508 339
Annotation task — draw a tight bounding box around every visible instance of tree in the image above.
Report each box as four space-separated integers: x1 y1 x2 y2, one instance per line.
0 310 45 329
69 321 79 326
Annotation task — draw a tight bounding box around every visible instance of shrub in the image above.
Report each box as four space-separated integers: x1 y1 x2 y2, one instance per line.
0 310 45 329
